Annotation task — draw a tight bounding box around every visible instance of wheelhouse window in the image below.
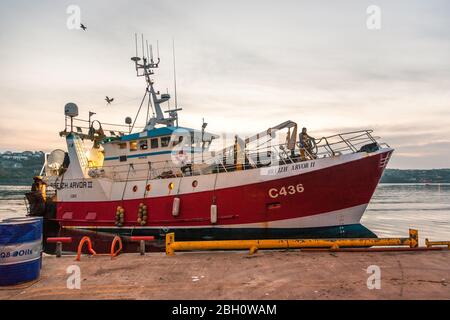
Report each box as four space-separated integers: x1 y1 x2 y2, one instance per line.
161 136 170 148
118 142 127 149
130 140 138 152
150 138 159 149
139 139 148 150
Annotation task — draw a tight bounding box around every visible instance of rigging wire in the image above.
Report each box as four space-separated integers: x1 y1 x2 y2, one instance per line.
131 86 149 132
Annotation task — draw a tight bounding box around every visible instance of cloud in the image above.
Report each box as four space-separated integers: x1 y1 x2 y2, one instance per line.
0 0 449 169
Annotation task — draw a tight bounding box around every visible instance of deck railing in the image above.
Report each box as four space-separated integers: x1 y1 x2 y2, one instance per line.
61 117 145 138
82 129 388 181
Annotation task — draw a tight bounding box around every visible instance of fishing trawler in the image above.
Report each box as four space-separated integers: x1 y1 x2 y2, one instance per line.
26 38 393 240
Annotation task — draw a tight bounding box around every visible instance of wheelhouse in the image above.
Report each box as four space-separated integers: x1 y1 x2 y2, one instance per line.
101 126 219 168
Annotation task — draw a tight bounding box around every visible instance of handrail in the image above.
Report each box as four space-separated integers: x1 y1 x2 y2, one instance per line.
62 117 146 137
108 129 373 165
47 129 386 184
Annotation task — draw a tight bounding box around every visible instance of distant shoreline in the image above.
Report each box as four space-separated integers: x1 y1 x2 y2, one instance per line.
380 168 450 184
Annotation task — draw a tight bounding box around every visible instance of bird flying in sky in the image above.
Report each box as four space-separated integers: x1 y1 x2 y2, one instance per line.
80 23 87 31
105 96 114 105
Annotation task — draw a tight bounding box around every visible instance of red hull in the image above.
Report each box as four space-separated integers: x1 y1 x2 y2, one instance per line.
56 150 391 229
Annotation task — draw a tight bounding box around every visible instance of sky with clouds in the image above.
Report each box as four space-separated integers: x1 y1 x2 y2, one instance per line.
0 0 449 169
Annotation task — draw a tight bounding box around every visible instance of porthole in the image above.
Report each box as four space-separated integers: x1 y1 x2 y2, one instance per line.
132 185 138 192
168 182 174 190
146 184 151 192
192 180 198 188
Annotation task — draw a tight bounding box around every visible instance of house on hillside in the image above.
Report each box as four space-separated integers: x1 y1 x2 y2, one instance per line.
32 151 44 158
11 155 28 160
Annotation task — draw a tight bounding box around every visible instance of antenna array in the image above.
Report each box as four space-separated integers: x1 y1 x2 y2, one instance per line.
130 34 182 131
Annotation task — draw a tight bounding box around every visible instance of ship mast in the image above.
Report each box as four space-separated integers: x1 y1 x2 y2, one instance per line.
130 34 182 131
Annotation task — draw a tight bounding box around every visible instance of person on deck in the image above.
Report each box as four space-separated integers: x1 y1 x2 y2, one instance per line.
31 176 47 202
299 127 316 160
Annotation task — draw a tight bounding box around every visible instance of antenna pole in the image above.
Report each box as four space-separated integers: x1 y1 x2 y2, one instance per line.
134 34 139 74
157 40 160 61
172 38 178 108
167 88 171 110
150 44 154 62
135 34 138 57
141 34 145 61
146 94 151 124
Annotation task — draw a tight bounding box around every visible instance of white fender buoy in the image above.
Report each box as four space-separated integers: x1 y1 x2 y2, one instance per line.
210 204 217 224
172 197 180 216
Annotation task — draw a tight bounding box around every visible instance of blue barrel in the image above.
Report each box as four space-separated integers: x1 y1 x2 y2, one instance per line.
0 217 43 286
